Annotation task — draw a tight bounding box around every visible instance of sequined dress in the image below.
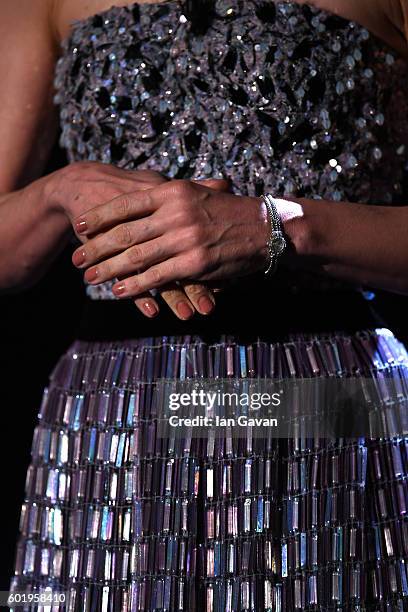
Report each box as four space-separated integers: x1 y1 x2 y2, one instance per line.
9 1 408 610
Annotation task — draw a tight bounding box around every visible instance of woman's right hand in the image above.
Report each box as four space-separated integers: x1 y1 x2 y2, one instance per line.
48 161 228 320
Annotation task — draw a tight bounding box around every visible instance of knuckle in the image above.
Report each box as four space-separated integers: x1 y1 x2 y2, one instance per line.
176 202 196 228
128 278 141 294
172 179 192 199
150 267 163 286
161 289 181 306
128 245 143 265
185 283 207 297
87 210 100 229
65 161 86 178
141 221 152 237
99 259 111 278
84 241 97 260
189 248 208 274
116 196 132 218
174 209 189 228
114 223 133 247
188 224 204 246
144 241 163 261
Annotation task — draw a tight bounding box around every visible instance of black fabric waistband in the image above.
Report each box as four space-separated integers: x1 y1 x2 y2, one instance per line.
74 287 384 343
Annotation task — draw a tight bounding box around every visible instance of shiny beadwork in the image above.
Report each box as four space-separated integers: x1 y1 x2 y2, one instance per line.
10 330 408 610
52 0 408 300
9 2 408 610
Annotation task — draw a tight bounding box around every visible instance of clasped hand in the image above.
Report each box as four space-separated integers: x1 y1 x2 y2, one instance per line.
69 165 268 319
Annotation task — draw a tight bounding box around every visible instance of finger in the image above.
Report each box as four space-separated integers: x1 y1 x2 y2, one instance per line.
181 282 215 315
82 236 174 285
159 284 195 320
73 179 197 237
74 178 204 237
192 178 231 192
73 189 158 237
72 218 159 268
111 256 192 298
134 293 160 318
117 268 160 318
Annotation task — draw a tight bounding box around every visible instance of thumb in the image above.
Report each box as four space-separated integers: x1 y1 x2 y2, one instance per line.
192 178 231 192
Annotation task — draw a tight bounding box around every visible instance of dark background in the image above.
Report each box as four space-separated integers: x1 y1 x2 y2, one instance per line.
1 146 408 587
0 147 85 587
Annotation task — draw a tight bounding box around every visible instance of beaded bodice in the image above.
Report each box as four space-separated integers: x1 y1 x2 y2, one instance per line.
54 0 408 300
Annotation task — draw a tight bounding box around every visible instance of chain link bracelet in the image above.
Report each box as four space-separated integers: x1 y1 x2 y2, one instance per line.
261 194 288 275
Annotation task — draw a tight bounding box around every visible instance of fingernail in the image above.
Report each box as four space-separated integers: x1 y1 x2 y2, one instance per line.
113 283 126 296
198 296 215 315
143 301 158 317
72 249 86 267
85 267 99 283
75 219 88 234
177 301 194 320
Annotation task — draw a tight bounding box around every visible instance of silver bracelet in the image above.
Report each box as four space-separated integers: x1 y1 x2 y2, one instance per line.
262 193 287 275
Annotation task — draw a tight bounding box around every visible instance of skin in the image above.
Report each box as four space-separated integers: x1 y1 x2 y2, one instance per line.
1 0 408 319
0 0 226 319
49 163 228 318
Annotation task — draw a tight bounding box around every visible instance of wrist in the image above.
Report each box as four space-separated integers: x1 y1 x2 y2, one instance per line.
277 197 319 260
246 195 271 265
265 195 289 274
41 166 74 221
39 171 73 232
250 192 318 272
262 195 315 262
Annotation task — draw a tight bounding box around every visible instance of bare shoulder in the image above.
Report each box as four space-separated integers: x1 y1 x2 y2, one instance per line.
0 0 59 50
0 0 59 57
0 0 54 27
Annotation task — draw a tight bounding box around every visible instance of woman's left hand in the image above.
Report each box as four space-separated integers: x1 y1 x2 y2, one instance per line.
72 178 269 299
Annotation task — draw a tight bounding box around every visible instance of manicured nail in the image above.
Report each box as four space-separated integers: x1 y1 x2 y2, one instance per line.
85 267 99 283
198 296 215 315
143 301 158 317
75 219 88 234
177 301 194 319
113 283 126 296
72 249 86 267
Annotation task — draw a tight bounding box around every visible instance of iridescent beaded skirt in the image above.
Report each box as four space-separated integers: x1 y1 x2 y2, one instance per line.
9 328 408 611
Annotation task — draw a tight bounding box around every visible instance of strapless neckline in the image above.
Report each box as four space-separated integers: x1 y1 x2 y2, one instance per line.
61 0 398 58
55 0 408 302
